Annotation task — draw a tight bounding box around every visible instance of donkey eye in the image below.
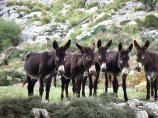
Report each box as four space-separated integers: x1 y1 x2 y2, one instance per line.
142 54 145 59
64 56 66 61
120 59 123 63
87 56 91 61
98 54 102 59
56 56 59 61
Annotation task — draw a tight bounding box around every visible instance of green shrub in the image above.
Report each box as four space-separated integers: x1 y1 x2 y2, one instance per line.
0 19 21 51
54 16 66 23
86 2 98 10
134 7 143 12
26 14 41 25
136 15 158 28
41 15 51 25
135 81 147 92
122 24 138 35
7 0 17 6
69 26 82 38
56 80 61 87
7 0 31 7
1 58 8 65
91 25 107 35
16 7 30 13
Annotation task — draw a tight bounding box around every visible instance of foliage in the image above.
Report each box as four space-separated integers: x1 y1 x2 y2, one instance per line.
41 15 51 25
135 81 147 92
56 80 62 87
7 0 31 7
122 24 138 35
86 2 98 10
69 26 82 38
1 58 8 65
0 18 21 51
26 14 41 25
0 96 42 118
134 7 143 12
21 43 47 51
16 7 30 13
136 15 158 28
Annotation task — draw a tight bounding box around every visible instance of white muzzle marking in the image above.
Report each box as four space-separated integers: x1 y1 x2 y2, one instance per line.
101 63 107 71
136 62 142 70
89 65 96 74
58 65 65 74
122 68 128 76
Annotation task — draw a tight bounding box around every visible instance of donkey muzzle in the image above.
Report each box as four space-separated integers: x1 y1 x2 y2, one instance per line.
122 68 128 77
136 63 142 72
89 65 96 75
58 65 65 75
101 63 107 72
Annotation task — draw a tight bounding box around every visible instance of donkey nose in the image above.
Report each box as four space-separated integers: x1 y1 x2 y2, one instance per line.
58 65 65 75
122 68 128 77
89 65 96 74
136 66 141 72
101 63 107 72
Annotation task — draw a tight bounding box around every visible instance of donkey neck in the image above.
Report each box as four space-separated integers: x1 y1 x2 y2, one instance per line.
47 51 56 68
144 51 156 72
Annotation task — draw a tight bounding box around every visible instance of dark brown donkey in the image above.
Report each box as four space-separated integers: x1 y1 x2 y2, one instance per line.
23 40 71 100
81 39 112 97
134 40 158 101
59 43 96 100
105 43 133 102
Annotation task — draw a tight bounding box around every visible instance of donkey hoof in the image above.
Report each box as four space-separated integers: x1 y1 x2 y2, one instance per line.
154 99 158 102
82 95 86 97
29 93 34 96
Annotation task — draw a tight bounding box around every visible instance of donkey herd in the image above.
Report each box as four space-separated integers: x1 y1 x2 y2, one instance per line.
23 39 158 102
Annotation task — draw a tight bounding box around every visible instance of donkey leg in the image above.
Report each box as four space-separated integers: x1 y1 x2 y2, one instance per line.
77 77 82 98
154 78 157 101
105 73 108 92
71 75 76 96
39 75 44 98
30 79 37 96
65 79 70 99
82 76 87 97
94 73 99 96
151 78 154 97
61 76 65 101
146 75 150 101
89 75 93 96
113 75 118 94
27 75 32 96
122 76 128 102
45 76 52 101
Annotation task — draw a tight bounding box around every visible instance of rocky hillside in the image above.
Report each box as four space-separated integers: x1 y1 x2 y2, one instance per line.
0 0 158 86
0 0 158 49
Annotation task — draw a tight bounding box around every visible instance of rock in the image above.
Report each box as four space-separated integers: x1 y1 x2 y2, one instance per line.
142 102 158 117
128 21 137 25
136 110 149 118
115 103 127 108
118 10 126 15
84 7 98 14
31 108 50 118
155 1 158 10
120 19 131 25
5 47 18 55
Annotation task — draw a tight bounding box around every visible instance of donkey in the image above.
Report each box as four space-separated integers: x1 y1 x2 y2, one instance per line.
134 40 158 101
105 43 133 102
23 40 71 101
59 43 96 100
81 39 112 97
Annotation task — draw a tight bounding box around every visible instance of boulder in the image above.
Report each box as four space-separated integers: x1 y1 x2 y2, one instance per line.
136 110 149 118
31 108 50 118
155 1 158 10
142 102 158 117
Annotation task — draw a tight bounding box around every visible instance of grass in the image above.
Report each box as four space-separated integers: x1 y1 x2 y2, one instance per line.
69 26 82 38
16 7 30 13
134 7 143 12
0 85 148 102
86 2 98 10
26 14 41 25
122 24 139 35
21 44 47 51
7 0 31 7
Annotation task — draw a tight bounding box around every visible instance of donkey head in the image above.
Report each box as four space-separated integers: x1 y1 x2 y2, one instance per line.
53 39 71 75
134 40 149 72
97 39 112 72
76 43 96 75
118 43 133 77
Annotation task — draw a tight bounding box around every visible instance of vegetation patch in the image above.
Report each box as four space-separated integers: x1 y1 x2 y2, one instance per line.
69 26 82 38
134 7 143 12
135 81 147 92
135 15 158 28
7 0 31 7
0 18 21 51
16 7 30 13
122 24 138 35
26 14 41 25
86 2 98 10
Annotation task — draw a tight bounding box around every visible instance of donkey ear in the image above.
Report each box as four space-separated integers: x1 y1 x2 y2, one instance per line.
134 40 140 50
118 43 122 53
97 39 101 48
105 39 112 49
76 43 86 51
63 39 71 51
52 40 59 50
143 40 149 50
126 43 133 53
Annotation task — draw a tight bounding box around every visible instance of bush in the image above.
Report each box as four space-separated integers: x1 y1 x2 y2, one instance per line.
136 15 158 28
1 58 8 65
86 2 98 10
0 18 21 51
26 14 41 25
69 26 82 38
135 81 147 92
16 7 30 13
41 15 51 25
122 24 138 35
134 7 143 12
7 0 31 7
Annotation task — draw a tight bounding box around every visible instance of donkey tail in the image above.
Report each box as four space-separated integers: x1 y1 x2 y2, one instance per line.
22 76 28 87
